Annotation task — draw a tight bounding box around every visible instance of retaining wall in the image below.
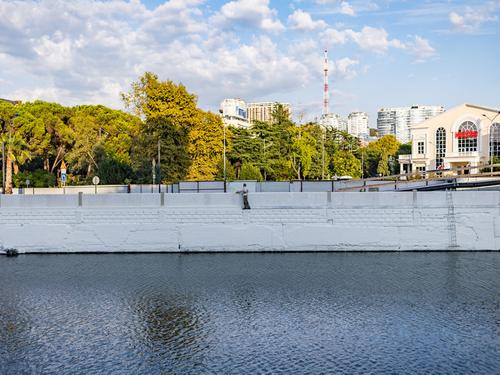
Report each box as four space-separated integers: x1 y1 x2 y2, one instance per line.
0 191 499 253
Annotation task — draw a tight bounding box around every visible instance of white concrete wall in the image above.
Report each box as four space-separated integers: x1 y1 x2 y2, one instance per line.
0 192 498 253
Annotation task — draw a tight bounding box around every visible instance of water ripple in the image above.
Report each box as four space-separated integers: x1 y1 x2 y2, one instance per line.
0 253 499 374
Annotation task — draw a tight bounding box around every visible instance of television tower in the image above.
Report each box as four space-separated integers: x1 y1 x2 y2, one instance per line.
323 49 329 115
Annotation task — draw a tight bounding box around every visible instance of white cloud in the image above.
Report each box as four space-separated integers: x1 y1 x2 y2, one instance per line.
321 26 404 53
449 6 498 32
217 0 285 32
288 9 327 30
348 26 404 51
407 35 436 62
315 0 365 16
332 57 359 79
0 0 319 109
339 1 355 16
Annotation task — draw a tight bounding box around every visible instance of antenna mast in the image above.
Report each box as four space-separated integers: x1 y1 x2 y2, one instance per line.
323 49 329 115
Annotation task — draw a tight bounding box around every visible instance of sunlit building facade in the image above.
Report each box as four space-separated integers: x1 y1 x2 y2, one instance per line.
220 98 249 128
247 102 291 123
398 104 500 174
377 105 445 143
347 112 369 139
319 113 347 132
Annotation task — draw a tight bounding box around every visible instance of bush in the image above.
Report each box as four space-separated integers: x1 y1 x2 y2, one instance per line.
239 163 263 181
13 169 57 188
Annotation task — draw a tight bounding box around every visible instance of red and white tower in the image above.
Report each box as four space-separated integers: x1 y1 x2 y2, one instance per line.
323 49 329 115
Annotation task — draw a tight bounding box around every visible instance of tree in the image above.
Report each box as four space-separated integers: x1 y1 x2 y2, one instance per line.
65 105 140 181
332 150 361 178
290 126 317 179
239 163 263 181
215 157 236 180
186 111 227 180
365 135 400 177
123 73 202 182
17 101 72 174
1 132 30 193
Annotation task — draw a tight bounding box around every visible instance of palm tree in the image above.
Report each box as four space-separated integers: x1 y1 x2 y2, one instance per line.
1 133 30 194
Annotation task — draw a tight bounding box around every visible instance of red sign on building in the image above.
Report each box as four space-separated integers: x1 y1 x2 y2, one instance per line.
455 130 478 139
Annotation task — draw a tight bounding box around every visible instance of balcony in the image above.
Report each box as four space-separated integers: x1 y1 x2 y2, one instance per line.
444 151 481 159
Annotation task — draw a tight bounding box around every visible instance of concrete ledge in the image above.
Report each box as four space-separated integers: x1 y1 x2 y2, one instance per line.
0 191 498 253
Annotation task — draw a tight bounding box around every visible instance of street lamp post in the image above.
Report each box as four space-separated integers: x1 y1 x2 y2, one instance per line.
482 111 500 175
157 139 161 193
219 109 227 191
1 141 5 195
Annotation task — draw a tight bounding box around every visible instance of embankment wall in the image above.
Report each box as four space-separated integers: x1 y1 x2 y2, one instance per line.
0 191 498 253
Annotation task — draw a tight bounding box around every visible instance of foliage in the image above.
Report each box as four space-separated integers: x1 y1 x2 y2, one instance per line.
215 157 236 180
1 73 404 192
186 111 227 180
398 142 412 155
332 150 362 178
13 170 57 188
239 163 263 181
364 135 401 177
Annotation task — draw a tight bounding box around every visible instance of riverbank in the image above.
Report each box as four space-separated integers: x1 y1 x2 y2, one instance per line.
0 191 498 253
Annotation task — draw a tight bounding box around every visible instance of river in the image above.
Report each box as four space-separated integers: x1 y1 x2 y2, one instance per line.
1 253 499 373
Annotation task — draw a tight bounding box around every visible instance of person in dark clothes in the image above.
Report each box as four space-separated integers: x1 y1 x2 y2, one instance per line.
237 183 251 209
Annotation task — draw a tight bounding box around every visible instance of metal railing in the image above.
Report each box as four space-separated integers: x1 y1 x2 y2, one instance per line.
5 164 500 195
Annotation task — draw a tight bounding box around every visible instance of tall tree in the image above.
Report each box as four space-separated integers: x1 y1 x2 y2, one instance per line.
123 72 201 182
186 111 227 180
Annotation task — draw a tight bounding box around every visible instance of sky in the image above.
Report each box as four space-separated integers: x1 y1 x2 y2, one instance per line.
0 0 499 127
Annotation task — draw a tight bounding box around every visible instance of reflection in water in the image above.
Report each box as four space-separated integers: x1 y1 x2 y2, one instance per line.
134 293 210 372
0 253 499 373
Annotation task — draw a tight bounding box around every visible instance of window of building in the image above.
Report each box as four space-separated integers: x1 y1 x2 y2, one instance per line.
417 141 425 154
490 123 500 159
435 127 446 169
416 166 426 173
457 121 478 153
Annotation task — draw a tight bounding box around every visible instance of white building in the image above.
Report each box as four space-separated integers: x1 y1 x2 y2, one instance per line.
377 105 445 143
319 113 348 132
220 98 249 128
398 103 500 174
247 102 291 123
348 112 369 139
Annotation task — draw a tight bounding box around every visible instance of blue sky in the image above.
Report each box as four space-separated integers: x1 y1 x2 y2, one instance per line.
0 0 499 126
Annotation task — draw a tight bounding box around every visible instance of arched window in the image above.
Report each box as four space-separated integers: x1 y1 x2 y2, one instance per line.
435 127 446 169
457 121 478 153
490 123 500 158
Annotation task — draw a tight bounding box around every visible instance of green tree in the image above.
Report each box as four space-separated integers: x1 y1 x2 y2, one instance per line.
332 150 361 178
187 111 227 180
239 163 263 181
1 132 30 193
364 135 400 177
215 157 236 180
65 105 140 181
124 73 202 182
290 126 317 179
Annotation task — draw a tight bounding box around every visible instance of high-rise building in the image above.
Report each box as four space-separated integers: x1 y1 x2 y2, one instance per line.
220 98 249 128
247 102 291 123
377 105 444 143
319 113 347 132
347 112 369 139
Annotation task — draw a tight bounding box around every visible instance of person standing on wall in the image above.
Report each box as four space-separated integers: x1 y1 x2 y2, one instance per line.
237 183 251 210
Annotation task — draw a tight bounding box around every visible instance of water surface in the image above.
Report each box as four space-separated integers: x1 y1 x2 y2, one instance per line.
1 253 499 373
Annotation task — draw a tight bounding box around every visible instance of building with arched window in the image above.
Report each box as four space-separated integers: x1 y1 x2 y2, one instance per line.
398 104 500 174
